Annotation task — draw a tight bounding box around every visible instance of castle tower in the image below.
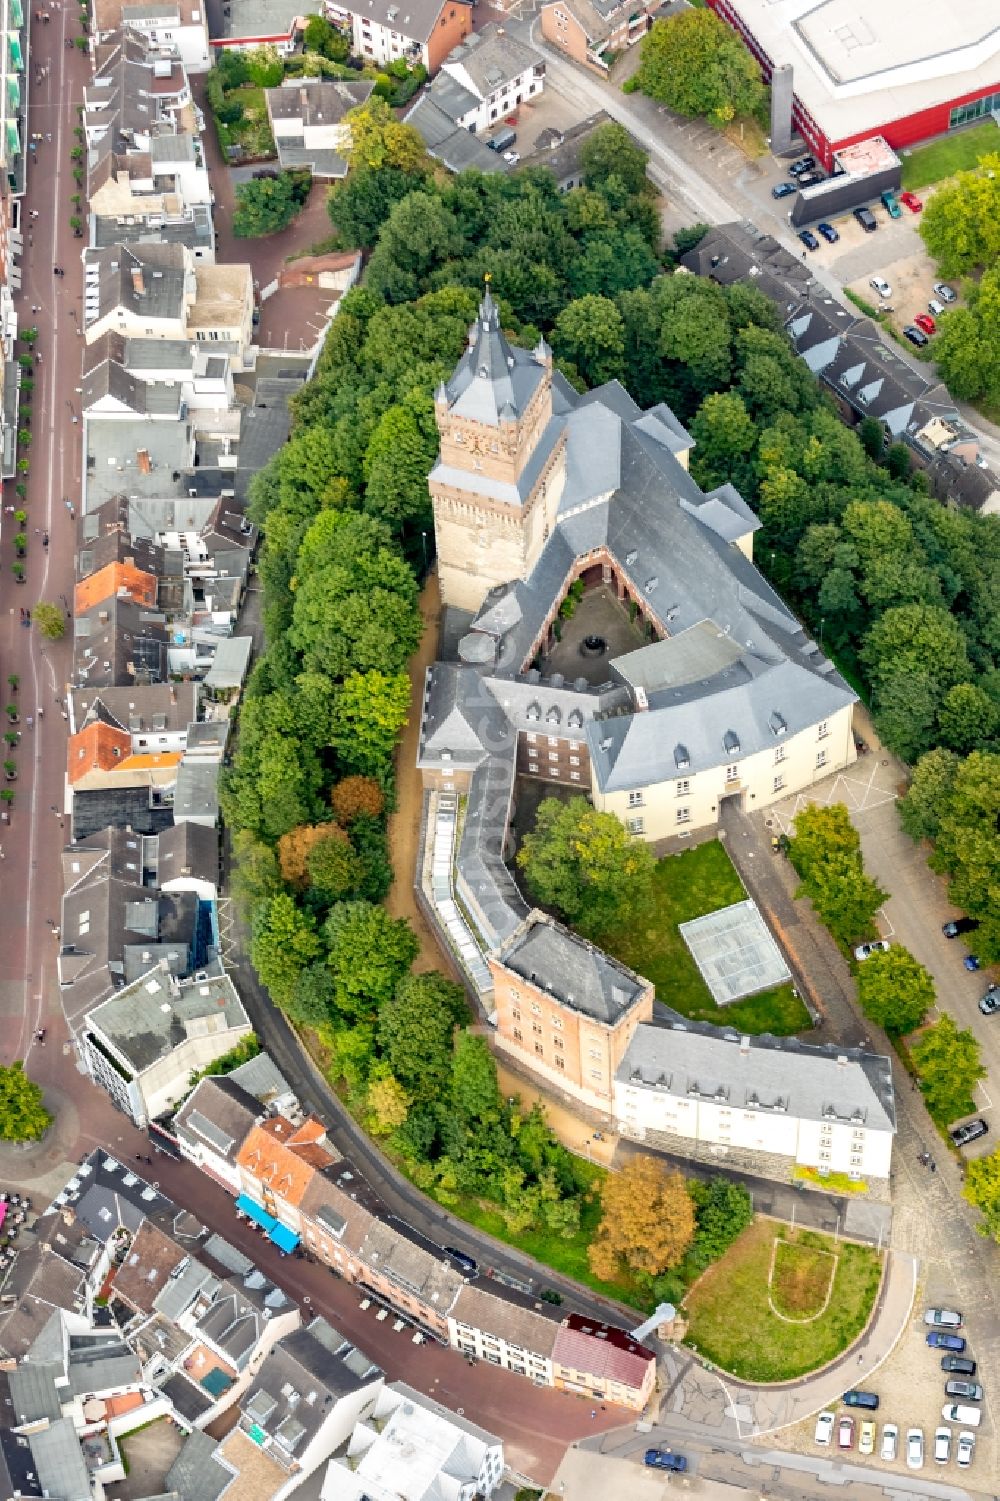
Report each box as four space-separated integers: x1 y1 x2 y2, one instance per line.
429 286 567 612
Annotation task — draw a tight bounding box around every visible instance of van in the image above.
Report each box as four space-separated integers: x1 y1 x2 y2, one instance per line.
488 126 516 154
941 1404 982 1428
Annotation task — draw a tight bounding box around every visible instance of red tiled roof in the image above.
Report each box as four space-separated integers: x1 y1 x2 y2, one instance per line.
552 1315 655 1389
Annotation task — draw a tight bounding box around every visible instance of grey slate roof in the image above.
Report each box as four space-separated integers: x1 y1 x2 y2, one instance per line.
240 1317 382 1457
495 913 650 1024
156 818 219 889
165 1429 232 1501
86 966 248 1073
173 758 220 822
9 1363 63 1424
404 94 506 175
442 23 543 100
443 289 546 426
173 1074 261 1160
345 0 462 46
621 1021 897 1134
29 1418 91 1501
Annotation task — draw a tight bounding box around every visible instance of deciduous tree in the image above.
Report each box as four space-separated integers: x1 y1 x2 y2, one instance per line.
323 900 419 1020
629 10 766 127
588 1155 695 1280
0 1062 51 1141
365 1070 410 1135
963 1147 1000 1241
330 670 410 779
378 971 466 1102
33 601 65 640
251 894 321 1010
911 1013 986 1125
517 796 654 939
856 946 934 1036
552 294 626 387
331 775 385 824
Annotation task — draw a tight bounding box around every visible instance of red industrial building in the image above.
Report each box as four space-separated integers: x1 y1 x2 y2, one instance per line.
705 0 1000 170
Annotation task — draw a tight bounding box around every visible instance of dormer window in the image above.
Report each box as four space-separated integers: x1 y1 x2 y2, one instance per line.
674 743 689 769
723 730 740 755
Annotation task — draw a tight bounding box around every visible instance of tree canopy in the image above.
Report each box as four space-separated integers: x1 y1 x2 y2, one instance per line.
628 11 767 127
964 1148 1000 1241
788 803 886 949
517 796 655 939
588 1155 696 1280
0 1061 51 1141
911 1013 986 1126
855 946 934 1036
233 170 310 238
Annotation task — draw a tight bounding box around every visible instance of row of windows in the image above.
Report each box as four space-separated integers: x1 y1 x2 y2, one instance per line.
526 735 581 750
529 763 582 781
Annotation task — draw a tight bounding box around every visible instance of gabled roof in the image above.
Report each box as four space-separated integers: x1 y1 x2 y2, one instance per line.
174 1074 262 1162
553 1314 655 1388
493 912 651 1026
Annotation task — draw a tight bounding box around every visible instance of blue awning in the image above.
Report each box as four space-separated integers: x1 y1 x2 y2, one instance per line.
236 1193 276 1232
269 1222 300 1253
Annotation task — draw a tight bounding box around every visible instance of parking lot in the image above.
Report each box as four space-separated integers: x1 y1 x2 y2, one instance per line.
779 1289 994 1480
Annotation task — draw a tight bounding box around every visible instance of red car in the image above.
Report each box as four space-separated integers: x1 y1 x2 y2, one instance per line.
900 191 923 212
914 312 936 335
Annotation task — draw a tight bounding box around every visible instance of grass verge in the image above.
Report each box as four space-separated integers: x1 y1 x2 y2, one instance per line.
770 1237 836 1318
596 840 811 1035
900 123 1000 190
683 1220 882 1380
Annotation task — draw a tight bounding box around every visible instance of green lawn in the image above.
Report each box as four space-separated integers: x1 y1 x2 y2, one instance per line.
684 1220 882 1381
597 840 811 1035
901 123 1000 189
213 84 276 159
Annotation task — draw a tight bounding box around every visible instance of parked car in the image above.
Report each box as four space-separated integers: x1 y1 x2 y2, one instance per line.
798 229 820 251
854 940 890 961
944 1380 983 1401
842 1390 880 1410
817 221 839 243
881 190 902 218
443 1246 478 1276
963 953 981 970
934 1427 951 1464
934 282 957 302
869 276 893 298
903 325 930 348
906 1428 924 1469
914 313 936 335
798 171 826 187
838 1415 855 1448
644 1449 687 1472
942 1404 982 1428
941 1355 977 1375
772 180 797 198
943 916 978 938
858 1420 876 1456
539 1287 563 1304
925 1308 963 1329
790 155 816 176
814 1410 835 1445
927 1331 966 1352
854 206 878 232
880 1423 898 1462
950 1118 988 1147
503 150 520 165
928 298 945 317
900 191 923 212
979 985 1000 1016
956 1430 976 1468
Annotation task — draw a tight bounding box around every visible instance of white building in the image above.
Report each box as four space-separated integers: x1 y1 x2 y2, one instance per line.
92 0 212 72
323 1381 504 1501
615 1023 896 1184
435 24 545 134
82 963 252 1125
265 78 374 177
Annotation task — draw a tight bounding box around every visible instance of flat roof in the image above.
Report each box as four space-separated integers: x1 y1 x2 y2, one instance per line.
723 0 1000 141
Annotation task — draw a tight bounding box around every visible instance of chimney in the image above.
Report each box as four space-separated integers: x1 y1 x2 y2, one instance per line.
131 267 145 296
739 1035 750 1056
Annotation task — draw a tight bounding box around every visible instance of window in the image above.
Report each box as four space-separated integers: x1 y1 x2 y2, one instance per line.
569 756 580 766
551 1016 563 1029
526 733 537 745
531 1002 541 1014
548 736 559 747
726 764 739 783
817 720 829 740
549 768 559 778
532 1023 542 1035
548 751 559 762
570 772 580 781
589 1068 602 1080
816 749 828 769
626 816 644 835
628 791 644 808
774 745 785 764
676 807 691 825
553 1036 564 1050
773 775 785 794
676 779 690 796
528 761 538 773
513 1028 522 1041
555 1055 565 1069
535 1043 544 1056
511 1008 521 1021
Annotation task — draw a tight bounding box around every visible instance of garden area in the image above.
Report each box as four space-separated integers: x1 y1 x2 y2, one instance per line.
900 121 1000 190
683 1220 883 1381
206 51 278 161
597 839 810 1035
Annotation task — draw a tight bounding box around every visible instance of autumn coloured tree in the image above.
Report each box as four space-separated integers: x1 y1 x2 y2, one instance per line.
588 1155 695 1281
331 775 386 825
277 823 348 886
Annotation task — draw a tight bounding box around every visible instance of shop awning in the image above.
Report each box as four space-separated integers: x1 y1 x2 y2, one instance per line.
235 1193 276 1232
269 1222 299 1253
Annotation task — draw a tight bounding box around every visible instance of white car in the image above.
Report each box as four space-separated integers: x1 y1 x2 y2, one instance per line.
814 1410 835 1446
870 276 892 298
906 1428 924 1470
934 1427 951 1465
942 1404 981 1427
924 1307 963 1328
854 940 890 961
858 1420 876 1456
956 1430 976 1468
880 1423 898 1462
503 150 520 164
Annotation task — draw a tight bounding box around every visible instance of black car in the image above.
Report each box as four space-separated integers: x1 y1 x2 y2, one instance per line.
980 986 1000 1016
941 1355 977 1376
903 325 929 347
943 917 978 939
950 1118 988 1148
817 221 839 243
644 1449 688 1472
789 155 816 176
853 206 878 232
798 229 819 251
443 1246 478 1276
772 181 796 199
842 1390 880 1410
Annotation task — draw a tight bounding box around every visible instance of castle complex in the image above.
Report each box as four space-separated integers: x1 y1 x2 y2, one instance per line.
417 289 896 1189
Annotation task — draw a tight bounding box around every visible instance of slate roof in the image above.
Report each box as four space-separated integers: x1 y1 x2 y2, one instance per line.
345 0 462 46
9 1363 63 1424
240 1318 382 1459
165 1429 233 1501
441 23 543 101
494 913 651 1025
85 242 190 328
450 1282 561 1357
156 818 219 888
405 94 507 174
29 1418 91 1501
172 1073 261 1161
70 682 198 737
620 1020 897 1133
173 758 220 822
443 288 546 426
53 1151 172 1244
